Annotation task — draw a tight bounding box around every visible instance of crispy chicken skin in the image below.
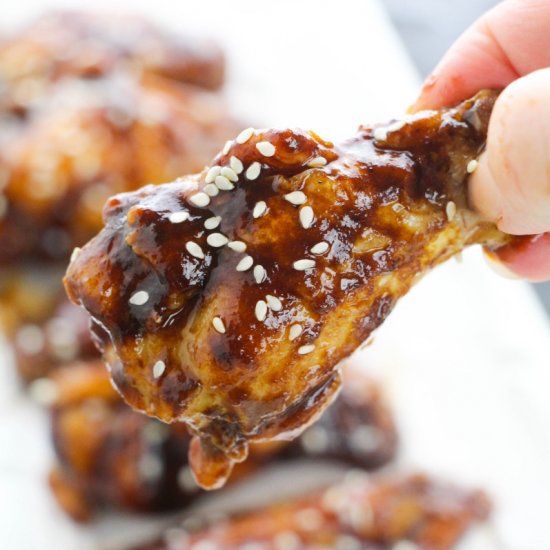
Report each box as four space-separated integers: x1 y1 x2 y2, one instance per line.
0 11 224 116
65 90 512 488
134 473 490 550
0 74 240 263
48 361 396 521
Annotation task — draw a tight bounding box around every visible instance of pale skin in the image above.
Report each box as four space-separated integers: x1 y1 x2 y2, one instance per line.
413 0 550 281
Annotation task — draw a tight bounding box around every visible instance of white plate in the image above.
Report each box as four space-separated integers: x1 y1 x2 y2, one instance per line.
1 2 550 549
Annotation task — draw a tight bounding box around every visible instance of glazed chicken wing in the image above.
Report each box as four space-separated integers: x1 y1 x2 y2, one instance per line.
0 74 240 263
48 360 396 521
0 11 224 116
65 90 513 488
134 473 490 550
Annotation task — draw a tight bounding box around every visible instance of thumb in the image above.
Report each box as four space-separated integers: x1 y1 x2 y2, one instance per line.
469 68 550 235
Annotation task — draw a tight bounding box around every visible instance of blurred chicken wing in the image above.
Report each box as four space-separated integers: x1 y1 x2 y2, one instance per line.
48 361 396 521
134 473 490 550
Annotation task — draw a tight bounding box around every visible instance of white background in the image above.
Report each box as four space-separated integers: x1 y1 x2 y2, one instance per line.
1 1 550 549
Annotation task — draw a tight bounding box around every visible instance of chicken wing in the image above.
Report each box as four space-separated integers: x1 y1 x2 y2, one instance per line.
48 360 396 521
0 74 240 263
133 473 490 550
0 11 224 116
65 90 513 488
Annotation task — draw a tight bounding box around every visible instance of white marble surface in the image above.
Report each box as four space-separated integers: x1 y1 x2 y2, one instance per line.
1 1 550 549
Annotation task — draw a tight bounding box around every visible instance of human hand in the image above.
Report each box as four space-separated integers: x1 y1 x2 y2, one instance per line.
413 0 550 281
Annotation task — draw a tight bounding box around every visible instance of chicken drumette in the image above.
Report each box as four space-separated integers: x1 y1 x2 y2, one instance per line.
0 11 224 117
48 361 396 521
134 473 490 550
0 74 240 263
65 90 513 488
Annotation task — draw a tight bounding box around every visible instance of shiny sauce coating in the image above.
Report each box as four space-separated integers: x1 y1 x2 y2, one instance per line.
65 90 511 488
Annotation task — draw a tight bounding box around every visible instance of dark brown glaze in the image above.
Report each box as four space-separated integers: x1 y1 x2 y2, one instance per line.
48 360 396 521
134 473 490 550
283 364 397 468
0 73 241 263
0 11 224 116
49 361 192 521
65 90 514 488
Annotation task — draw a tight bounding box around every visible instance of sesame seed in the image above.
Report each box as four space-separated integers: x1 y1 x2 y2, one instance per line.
228 240 247 252
230 156 243 174
446 201 457 221
295 508 323 530
255 300 268 321
236 255 253 271
129 290 149 306
392 203 405 213
186 241 205 259
346 502 373 532
299 206 314 228
350 425 382 454
221 166 238 182
163 528 189 547
246 162 261 180
189 540 219 550
265 294 282 311
203 183 219 197
212 317 226 334
16 325 45 355
284 191 307 205
298 344 315 355
467 159 479 173
289 324 302 341
207 233 229 247
273 531 301 550
168 211 189 223
336 535 362 550
189 192 210 207
253 264 266 284
307 156 327 168
256 141 276 157
28 377 59 406
153 360 166 379
293 259 316 271
222 140 232 155
253 201 267 218
236 127 254 144
388 120 406 133
143 422 169 445
322 486 348 513
204 216 221 230
70 247 81 262
392 541 420 550
215 175 234 191
177 466 199 493
139 453 163 480
300 426 330 454
205 166 221 183
311 241 329 255
374 127 388 141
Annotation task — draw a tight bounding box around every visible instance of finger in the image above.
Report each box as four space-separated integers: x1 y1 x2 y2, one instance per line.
486 233 550 282
413 0 550 111
469 69 550 235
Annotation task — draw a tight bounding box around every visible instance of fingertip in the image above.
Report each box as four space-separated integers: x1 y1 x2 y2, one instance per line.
486 233 550 282
471 69 550 235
